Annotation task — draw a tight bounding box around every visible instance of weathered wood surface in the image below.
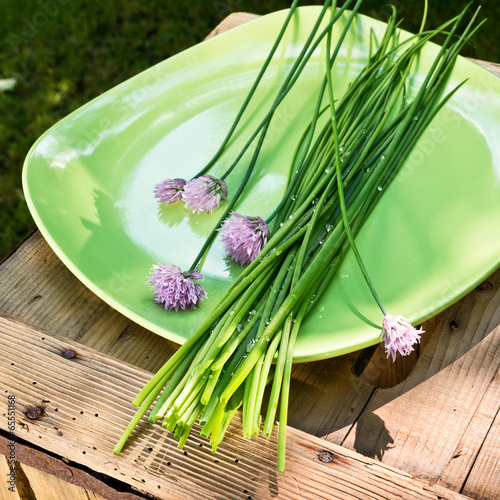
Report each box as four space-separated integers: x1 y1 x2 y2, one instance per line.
0 313 473 500
1 230 500 499
0 453 108 500
17 463 106 500
0 11 499 500
0 433 143 500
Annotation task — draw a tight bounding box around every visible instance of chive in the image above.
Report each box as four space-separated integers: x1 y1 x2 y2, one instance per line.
115 3 482 473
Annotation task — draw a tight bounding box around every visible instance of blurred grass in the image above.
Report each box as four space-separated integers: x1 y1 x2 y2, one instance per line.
1 0 499 259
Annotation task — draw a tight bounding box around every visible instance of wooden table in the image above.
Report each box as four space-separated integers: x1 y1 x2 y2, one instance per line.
1 13 499 500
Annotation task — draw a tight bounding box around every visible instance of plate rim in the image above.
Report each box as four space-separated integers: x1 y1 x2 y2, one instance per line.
21 6 500 362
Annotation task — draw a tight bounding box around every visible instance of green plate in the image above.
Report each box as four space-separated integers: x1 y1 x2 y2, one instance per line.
22 8 500 362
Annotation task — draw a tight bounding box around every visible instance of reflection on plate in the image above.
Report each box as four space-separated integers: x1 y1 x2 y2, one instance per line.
22 8 500 361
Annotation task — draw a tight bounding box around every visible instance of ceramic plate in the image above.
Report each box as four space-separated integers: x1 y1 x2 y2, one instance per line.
22 8 500 361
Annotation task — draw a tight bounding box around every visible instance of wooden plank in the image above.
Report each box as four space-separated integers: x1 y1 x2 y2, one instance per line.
438 355 500 495
461 400 500 499
287 354 375 442
0 433 145 500
18 463 107 500
0 455 23 500
0 315 471 500
337 272 500 495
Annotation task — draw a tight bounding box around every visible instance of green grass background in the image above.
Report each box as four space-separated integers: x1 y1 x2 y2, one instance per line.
1 0 499 259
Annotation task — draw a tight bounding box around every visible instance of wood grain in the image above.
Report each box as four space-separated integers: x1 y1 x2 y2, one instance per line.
0 315 472 500
439 345 500 494
461 390 500 499
0 455 23 500
18 463 107 500
338 279 500 491
0 433 145 500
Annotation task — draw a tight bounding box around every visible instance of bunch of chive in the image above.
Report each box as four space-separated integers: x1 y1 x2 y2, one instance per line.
114 0 482 471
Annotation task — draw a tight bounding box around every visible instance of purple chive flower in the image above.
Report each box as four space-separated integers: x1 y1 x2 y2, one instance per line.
381 314 423 361
148 264 207 312
182 175 228 214
154 178 187 204
218 212 270 266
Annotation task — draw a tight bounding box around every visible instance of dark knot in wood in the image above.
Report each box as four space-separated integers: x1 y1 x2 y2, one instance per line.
25 406 44 420
62 349 76 359
317 450 333 463
476 281 494 293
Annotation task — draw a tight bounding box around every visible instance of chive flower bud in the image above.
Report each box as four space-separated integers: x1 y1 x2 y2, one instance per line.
381 314 423 361
218 212 270 266
182 175 228 214
154 178 187 204
148 264 207 311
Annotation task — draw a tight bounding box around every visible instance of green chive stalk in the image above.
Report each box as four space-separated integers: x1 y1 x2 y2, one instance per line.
114 2 482 473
